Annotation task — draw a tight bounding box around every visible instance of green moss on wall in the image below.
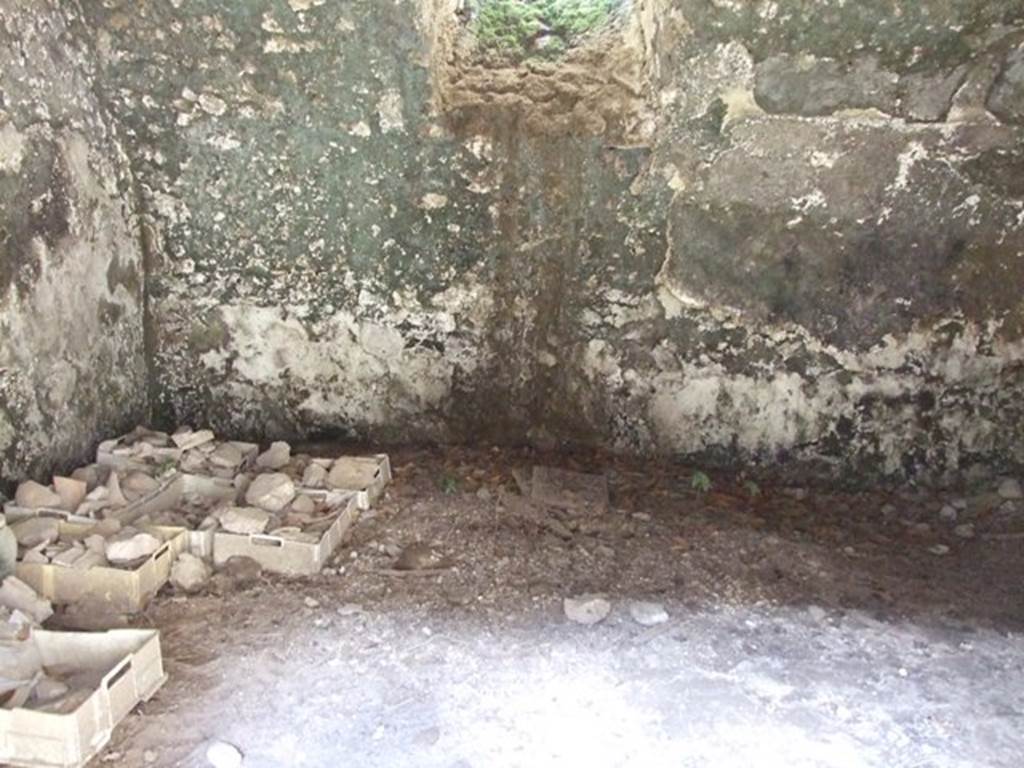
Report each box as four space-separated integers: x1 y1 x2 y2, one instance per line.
471 0 621 61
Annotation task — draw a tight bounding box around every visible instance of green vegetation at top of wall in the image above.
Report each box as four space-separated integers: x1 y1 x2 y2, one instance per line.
470 0 621 61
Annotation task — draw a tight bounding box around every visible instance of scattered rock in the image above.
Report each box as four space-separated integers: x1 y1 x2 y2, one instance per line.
210 443 245 469
394 543 450 571
954 524 976 540
998 478 1023 500
105 531 162 565
291 494 316 516
628 600 668 627
172 429 215 450
257 441 291 470
206 740 244 768
0 523 16 580
0 576 53 624
563 595 611 625
217 507 272 535
302 463 328 488
171 553 211 593
244 473 295 513
928 544 951 556
105 472 128 507
938 504 958 522
70 465 103 491
122 472 160 498
11 518 60 549
53 476 88 511
14 481 62 509
304 596 320 609
476 486 493 502
215 556 263 591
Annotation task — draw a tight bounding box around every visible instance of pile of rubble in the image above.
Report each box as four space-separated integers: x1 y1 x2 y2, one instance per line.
0 425 390 767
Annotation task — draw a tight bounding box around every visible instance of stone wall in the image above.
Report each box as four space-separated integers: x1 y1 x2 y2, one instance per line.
0 0 147 484
83 0 1024 484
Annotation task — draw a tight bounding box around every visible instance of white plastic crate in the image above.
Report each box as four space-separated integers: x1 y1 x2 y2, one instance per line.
213 490 358 576
0 628 166 768
15 525 188 614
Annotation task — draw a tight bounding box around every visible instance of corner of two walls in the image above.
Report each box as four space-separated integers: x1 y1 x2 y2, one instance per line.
0 0 148 489
71 0 1024 486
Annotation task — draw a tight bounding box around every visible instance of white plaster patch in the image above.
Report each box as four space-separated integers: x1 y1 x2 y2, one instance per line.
889 142 927 193
288 0 325 11
419 193 449 210
378 90 405 134
348 121 372 138
0 122 27 173
198 93 228 116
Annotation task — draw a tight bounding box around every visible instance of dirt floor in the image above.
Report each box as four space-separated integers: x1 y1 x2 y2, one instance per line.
86 446 1024 767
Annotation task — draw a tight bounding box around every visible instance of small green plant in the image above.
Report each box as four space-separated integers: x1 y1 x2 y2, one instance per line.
440 475 459 495
470 0 621 61
691 471 712 494
745 480 761 498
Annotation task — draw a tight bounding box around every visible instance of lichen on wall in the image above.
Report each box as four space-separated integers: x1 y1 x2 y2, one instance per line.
0 0 147 484
83 0 1024 484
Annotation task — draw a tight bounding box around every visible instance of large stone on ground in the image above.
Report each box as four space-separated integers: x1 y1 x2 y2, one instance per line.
244 473 295 513
171 553 211 593
564 595 611 626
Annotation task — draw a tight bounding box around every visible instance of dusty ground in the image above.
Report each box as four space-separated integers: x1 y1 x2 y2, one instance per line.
91 446 1024 767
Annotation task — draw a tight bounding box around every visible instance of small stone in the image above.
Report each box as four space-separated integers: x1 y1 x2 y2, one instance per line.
938 505 958 522
14 481 62 509
302 463 328 488
0 575 53 624
172 429 215 450
210 442 245 469
11 518 60 548
952 498 968 510
291 494 316 516
105 472 128 507
143 750 158 764
564 595 611 626
171 553 211 593
629 600 669 626
954 524 976 540
256 441 291 470
51 545 85 568
21 546 48 565
998 478 1023 500
244 473 295 513
206 740 243 768
217 507 271 535
337 603 364 616
34 676 70 702
53 476 88 511
105 531 162 565
122 472 160 498
0 523 16 578
476 486 493 501
70 465 103 491
215 556 262 591
304 596 320 609
928 544 951 556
